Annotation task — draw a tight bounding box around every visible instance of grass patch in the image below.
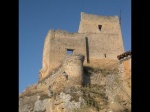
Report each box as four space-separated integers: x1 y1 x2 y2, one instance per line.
84 66 118 77
39 93 50 100
19 84 43 98
80 84 108 111
70 92 79 102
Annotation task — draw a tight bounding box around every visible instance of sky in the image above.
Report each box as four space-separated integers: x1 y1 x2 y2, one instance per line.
19 0 131 94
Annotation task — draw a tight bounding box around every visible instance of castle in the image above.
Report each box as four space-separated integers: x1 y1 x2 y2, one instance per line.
19 12 131 112
39 12 124 81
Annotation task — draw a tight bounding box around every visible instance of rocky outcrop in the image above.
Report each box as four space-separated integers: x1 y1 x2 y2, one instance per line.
19 54 131 112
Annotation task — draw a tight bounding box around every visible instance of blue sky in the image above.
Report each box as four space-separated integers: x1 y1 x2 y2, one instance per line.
19 0 131 93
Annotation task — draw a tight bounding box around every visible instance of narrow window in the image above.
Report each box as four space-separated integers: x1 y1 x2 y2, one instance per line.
98 25 102 31
67 49 74 55
104 54 106 58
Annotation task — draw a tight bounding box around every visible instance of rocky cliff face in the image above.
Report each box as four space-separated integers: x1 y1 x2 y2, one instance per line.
19 55 131 112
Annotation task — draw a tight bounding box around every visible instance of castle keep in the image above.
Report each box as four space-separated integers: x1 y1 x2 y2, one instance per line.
39 12 124 81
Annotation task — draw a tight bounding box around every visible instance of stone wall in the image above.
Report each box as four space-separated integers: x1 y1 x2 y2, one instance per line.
39 12 124 81
39 30 54 79
105 54 131 111
78 12 122 34
86 33 124 61
37 54 84 93
50 30 86 74
120 55 131 80
62 54 84 86
78 12 124 63
39 30 86 81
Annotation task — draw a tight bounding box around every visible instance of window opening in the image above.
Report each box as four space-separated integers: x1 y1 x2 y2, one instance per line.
98 25 102 31
67 49 74 55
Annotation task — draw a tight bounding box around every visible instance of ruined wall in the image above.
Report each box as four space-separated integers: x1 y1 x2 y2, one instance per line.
122 58 131 80
37 55 84 93
39 12 125 80
62 54 84 86
39 30 54 79
39 30 86 80
49 30 86 74
120 55 131 82
105 54 131 112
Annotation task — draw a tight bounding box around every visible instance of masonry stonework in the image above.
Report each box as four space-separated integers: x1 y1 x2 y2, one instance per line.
37 54 84 93
39 12 124 81
62 54 84 85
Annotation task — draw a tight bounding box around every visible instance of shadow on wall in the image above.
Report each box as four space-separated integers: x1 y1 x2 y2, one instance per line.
82 65 119 87
85 37 90 63
82 66 93 87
